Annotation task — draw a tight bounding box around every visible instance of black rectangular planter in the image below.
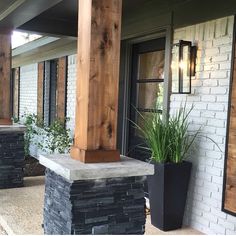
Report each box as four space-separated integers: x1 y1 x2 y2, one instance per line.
147 161 192 231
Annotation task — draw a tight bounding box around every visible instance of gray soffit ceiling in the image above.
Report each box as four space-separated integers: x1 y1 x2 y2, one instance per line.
0 0 236 37
0 0 63 32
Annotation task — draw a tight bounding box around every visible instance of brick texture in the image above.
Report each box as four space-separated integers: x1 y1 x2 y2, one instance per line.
66 55 77 133
171 16 236 234
19 64 38 118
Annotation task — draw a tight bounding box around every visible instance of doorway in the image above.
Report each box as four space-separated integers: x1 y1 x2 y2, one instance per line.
128 37 166 162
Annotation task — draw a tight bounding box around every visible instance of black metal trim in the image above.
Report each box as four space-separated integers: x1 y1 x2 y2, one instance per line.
172 91 191 95
42 62 45 123
136 78 164 83
48 61 52 126
43 61 51 126
222 15 236 217
137 108 163 113
49 59 58 125
190 46 197 77
64 56 68 127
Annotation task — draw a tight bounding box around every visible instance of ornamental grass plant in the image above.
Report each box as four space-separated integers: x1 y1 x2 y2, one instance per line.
133 103 200 164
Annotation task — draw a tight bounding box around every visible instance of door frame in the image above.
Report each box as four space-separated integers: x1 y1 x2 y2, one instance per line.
119 25 173 155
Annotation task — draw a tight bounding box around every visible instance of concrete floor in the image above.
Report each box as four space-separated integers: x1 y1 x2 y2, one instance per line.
145 217 203 235
0 226 6 235
0 176 202 235
0 177 44 235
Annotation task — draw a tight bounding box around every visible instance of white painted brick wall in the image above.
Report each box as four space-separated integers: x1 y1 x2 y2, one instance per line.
19 64 38 118
171 16 236 234
66 54 77 134
18 56 77 132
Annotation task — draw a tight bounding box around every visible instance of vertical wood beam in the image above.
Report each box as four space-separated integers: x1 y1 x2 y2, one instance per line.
37 62 44 120
12 67 20 119
56 56 67 123
70 0 122 163
0 33 12 125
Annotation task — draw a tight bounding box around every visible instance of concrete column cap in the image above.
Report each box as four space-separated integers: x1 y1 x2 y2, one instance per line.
39 154 154 181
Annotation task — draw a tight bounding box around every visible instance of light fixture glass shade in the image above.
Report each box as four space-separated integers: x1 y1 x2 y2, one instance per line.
172 40 196 94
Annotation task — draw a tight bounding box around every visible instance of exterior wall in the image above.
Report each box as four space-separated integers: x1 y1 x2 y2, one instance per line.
66 54 77 133
171 16 235 234
18 56 77 132
19 64 38 118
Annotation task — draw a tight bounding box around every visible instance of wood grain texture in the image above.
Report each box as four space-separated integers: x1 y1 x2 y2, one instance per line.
0 119 12 125
37 62 44 120
12 67 20 118
224 50 236 213
56 57 67 123
71 0 122 163
70 147 120 163
0 34 12 124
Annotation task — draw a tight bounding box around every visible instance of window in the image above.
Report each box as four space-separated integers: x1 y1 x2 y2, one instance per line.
42 57 67 126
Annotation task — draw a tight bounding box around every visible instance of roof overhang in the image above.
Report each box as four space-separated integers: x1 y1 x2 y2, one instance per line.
0 0 63 33
1 0 236 39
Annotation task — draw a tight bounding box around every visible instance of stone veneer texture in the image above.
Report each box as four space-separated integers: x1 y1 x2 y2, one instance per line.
0 132 24 188
44 169 146 235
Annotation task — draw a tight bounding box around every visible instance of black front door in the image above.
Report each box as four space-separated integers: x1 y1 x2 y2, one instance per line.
128 37 166 162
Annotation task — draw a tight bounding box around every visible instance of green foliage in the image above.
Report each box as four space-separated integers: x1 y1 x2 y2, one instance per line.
11 116 19 124
168 105 199 163
132 104 200 164
20 113 72 156
23 113 41 156
39 119 72 154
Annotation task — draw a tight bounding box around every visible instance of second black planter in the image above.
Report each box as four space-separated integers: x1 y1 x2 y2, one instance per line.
147 161 192 231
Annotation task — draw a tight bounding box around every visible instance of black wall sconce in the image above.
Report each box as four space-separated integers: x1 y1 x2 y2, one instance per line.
172 40 197 94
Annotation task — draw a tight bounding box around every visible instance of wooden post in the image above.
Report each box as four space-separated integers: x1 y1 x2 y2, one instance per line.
37 62 44 120
0 33 12 125
12 67 20 119
70 0 122 163
56 57 67 123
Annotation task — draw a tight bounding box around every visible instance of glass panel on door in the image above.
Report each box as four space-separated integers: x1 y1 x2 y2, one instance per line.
128 37 166 162
138 50 165 80
137 82 164 110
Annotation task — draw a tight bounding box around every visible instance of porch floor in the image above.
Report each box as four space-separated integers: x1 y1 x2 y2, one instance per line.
0 176 203 235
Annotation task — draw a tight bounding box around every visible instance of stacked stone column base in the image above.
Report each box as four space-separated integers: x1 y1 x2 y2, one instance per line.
0 130 25 188
44 169 146 235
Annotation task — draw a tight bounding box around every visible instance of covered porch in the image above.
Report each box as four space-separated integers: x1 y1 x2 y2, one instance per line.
0 0 236 235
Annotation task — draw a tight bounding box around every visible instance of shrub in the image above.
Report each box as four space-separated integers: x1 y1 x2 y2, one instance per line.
20 113 72 156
